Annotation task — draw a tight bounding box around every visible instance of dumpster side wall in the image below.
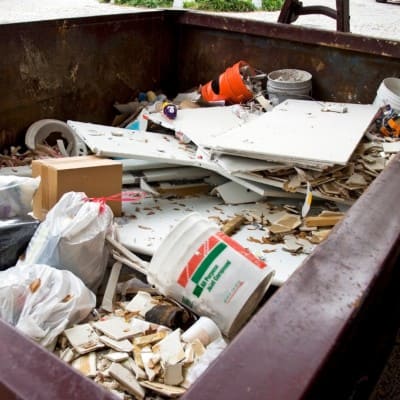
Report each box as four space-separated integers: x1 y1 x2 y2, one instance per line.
0 11 400 400
0 12 174 149
175 13 400 106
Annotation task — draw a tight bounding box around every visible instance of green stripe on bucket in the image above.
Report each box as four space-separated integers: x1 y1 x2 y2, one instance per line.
191 242 227 285
193 285 204 298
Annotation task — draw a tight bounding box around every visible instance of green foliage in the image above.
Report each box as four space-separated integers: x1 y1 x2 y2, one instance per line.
115 0 173 7
190 0 255 12
114 0 284 12
261 0 284 11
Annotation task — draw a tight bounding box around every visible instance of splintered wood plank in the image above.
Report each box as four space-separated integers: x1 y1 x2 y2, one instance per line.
304 215 344 227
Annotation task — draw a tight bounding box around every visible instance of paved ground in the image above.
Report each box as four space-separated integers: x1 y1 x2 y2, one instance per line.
0 0 398 40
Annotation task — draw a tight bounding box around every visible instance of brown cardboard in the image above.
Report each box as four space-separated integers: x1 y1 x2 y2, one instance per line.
32 156 122 220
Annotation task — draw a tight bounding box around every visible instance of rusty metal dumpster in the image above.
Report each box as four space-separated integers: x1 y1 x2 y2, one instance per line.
0 9 399 400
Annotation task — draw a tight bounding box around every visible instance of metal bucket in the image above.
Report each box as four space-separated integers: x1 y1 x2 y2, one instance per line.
267 69 312 105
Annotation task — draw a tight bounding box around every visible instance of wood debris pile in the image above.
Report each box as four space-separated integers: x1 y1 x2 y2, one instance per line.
0 145 65 168
244 138 391 204
216 202 345 257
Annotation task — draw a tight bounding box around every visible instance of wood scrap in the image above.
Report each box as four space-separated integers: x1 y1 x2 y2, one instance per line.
304 214 343 227
221 215 246 236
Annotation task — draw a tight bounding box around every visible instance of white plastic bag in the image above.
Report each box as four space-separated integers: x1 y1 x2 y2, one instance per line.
0 263 96 349
0 175 40 218
21 191 113 291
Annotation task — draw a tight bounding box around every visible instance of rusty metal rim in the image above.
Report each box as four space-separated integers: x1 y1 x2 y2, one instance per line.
2 10 399 60
177 11 400 59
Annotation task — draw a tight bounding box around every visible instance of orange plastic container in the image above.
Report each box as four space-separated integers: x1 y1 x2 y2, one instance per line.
200 61 254 104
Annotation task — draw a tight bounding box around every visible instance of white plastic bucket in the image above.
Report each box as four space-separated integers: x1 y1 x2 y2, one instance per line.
147 213 275 337
373 77 400 112
267 69 312 105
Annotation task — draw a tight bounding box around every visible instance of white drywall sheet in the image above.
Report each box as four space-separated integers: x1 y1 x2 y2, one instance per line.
117 194 314 286
67 120 301 198
145 106 255 147
207 100 378 165
68 121 211 168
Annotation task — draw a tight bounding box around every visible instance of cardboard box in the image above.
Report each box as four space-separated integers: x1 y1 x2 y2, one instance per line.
32 156 123 220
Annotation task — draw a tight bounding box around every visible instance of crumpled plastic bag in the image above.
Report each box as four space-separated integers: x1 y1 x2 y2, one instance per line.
0 263 96 349
0 175 40 218
0 216 40 270
21 191 113 291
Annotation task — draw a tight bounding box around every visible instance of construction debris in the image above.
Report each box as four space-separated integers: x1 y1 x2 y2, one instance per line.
54 291 226 400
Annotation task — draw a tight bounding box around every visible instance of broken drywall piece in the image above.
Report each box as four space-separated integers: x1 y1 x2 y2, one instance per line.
99 336 133 353
108 362 146 400
94 317 145 340
120 158 174 172
295 237 315 254
269 213 302 234
134 331 168 347
143 166 211 182
68 121 202 167
125 291 157 316
129 318 152 335
101 261 122 312
163 362 184 386
125 357 147 380
154 329 185 365
60 347 77 363
212 181 264 204
215 154 279 174
309 229 331 244
72 352 97 377
140 346 161 381
144 105 255 147
382 142 400 153
140 178 160 196
207 100 378 165
283 235 303 254
64 324 104 354
104 352 130 363
139 381 186 398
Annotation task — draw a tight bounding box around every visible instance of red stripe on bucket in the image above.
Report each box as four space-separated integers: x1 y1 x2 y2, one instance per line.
177 235 220 287
215 231 266 269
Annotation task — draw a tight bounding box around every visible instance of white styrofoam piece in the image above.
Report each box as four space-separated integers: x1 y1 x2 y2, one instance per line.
145 106 256 147
207 100 378 165
116 194 313 286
